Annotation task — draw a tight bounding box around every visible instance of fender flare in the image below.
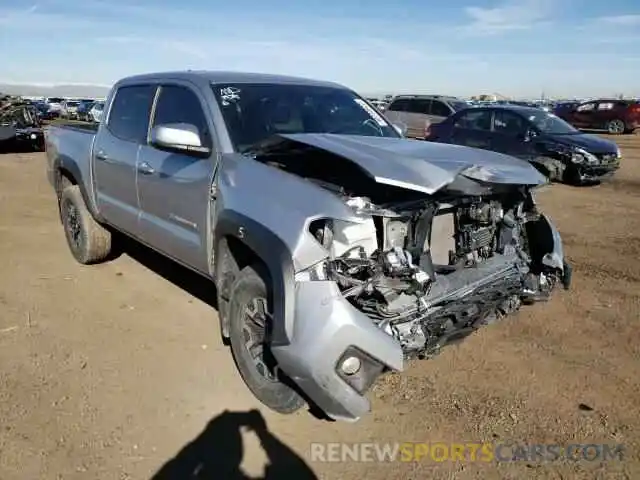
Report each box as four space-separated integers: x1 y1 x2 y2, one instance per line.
214 210 295 347
52 156 103 221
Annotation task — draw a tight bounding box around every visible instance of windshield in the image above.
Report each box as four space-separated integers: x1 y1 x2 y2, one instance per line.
212 83 399 152
526 110 578 134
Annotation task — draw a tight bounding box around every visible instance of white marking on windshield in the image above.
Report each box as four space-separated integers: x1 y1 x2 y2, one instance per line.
220 87 241 106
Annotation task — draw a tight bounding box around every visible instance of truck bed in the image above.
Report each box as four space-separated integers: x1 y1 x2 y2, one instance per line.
45 120 99 133
44 122 96 197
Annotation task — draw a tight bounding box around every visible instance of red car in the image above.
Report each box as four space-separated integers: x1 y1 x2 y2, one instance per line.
556 99 640 135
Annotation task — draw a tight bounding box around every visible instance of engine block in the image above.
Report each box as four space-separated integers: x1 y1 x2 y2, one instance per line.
451 201 503 265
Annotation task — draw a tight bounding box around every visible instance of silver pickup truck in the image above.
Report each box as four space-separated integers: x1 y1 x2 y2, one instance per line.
45 71 571 422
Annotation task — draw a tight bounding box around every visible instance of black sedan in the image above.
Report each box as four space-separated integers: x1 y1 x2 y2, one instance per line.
426 105 621 184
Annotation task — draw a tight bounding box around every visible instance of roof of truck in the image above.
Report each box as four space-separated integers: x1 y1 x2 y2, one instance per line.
117 70 346 89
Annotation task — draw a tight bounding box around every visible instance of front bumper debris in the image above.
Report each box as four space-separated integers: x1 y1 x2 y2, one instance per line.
577 159 620 182
271 281 404 422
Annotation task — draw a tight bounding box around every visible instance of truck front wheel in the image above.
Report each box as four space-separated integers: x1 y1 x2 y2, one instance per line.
60 185 112 264
228 266 305 414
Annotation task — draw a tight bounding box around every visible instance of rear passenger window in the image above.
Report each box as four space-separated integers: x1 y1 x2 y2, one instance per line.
576 102 596 112
406 99 430 114
107 85 156 143
387 99 409 111
430 101 451 117
454 110 492 131
152 85 211 147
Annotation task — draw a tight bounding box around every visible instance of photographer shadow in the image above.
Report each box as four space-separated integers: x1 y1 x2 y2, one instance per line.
151 409 318 480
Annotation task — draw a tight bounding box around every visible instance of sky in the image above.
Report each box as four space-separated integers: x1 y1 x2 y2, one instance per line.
0 0 639 98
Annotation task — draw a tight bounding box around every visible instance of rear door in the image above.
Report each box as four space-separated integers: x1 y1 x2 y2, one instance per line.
594 101 620 130
427 99 452 125
404 98 431 138
382 98 409 126
447 109 494 149
93 84 157 235
136 82 216 274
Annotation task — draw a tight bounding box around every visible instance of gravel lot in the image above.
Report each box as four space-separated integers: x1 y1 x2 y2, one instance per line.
1 134 639 479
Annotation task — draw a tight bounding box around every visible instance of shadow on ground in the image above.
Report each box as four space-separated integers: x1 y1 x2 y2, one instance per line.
115 235 218 310
116 236 334 422
151 409 318 480
0 142 44 154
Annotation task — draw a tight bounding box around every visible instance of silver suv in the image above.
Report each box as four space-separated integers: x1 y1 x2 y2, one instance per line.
384 95 469 139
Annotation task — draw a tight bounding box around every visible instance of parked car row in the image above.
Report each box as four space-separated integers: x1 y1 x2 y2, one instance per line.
18 97 106 123
372 91 632 185
424 104 621 184
370 93 639 137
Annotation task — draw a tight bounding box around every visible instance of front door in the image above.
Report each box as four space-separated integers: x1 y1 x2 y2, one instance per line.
136 83 216 274
448 109 494 149
489 109 532 159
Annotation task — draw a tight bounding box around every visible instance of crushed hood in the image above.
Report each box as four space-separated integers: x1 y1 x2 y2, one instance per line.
255 134 546 194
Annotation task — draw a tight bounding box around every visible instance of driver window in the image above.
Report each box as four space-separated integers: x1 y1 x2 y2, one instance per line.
152 84 211 148
493 111 525 136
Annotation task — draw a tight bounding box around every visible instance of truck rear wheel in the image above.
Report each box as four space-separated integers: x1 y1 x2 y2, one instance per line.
60 185 112 264
228 266 305 414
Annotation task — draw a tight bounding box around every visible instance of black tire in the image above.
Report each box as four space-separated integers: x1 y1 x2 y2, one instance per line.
606 119 626 135
228 266 305 414
60 185 112 264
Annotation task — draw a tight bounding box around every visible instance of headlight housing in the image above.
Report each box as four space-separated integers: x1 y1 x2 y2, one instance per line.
571 148 598 164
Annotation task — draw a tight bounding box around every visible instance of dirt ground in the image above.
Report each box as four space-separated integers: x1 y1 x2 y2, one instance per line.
1 134 639 480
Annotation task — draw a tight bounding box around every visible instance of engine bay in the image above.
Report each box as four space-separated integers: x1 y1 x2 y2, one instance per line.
308 189 565 359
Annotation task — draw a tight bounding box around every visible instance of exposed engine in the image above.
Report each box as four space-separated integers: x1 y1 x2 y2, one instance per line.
310 192 567 359
450 201 502 266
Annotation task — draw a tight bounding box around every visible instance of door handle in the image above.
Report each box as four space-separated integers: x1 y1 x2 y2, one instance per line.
137 161 155 175
95 151 108 161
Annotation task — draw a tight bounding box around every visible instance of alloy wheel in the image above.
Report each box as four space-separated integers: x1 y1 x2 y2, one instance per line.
241 297 278 382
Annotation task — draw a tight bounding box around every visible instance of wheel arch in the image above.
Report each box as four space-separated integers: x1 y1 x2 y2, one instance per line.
52 158 102 221
213 210 296 347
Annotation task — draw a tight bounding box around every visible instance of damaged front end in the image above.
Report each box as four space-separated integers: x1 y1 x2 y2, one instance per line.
247 134 571 421
300 186 570 361
0 95 44 151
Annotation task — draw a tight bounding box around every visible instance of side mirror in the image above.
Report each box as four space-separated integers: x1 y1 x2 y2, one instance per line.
393 122 407 137
520 129 537 142
149 123 210 156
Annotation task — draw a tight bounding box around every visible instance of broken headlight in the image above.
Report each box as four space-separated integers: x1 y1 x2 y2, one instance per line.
571 148 598 164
